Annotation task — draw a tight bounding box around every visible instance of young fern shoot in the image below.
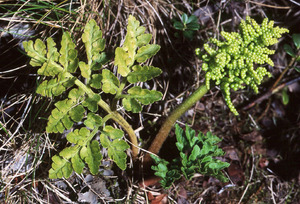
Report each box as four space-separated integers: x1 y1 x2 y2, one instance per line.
23 16 162 179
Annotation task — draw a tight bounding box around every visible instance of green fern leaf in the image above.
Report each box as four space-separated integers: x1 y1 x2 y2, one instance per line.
49 155 73 179
46 99 84 133
100 126 129 170
23 39 47 67
68 88 85 101
84 113 103 129
135 44 160 63
79 61 91 79
36 72 75 97
36 78 66 97
71 153 85 174
50 128 102 178
46 37 60 61
137 34 152 47
115 47 131 77
122 98 142 113
82 94 101 112
80 140 102 175
127 65 162 83
66 127 90 146
82 19 105 64
68 105 85 122
90 74 102 89
59 146 79 159
122 86 162 113
127 86 162 105
101 69 120 94
59 32 79 73
115 15 160 77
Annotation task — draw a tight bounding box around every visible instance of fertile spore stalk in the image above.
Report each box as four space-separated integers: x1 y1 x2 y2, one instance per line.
145 16 288 162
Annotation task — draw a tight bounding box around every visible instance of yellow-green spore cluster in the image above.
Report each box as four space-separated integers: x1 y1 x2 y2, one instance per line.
197 16 288 115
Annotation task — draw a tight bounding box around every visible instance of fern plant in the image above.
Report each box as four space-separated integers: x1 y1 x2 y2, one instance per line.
145 16 289 163
151 124 229 189
23 16 162 179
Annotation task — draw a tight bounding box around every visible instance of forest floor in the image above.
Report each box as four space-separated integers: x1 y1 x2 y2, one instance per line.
0 0 300 203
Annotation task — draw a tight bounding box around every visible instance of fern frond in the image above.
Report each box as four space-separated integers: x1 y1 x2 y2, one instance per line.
122 87 162 113
115 15 161 77
100 126 130 170
49 128 102 179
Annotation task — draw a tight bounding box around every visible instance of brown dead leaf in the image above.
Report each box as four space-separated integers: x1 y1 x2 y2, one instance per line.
227 162 244 186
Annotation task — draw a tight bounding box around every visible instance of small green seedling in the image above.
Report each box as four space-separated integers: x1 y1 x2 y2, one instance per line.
23 16 162 179
173 13 200 39
151 124 229 189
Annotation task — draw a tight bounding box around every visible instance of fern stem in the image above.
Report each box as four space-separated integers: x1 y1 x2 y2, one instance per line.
145 84 208 163
73 77 139 158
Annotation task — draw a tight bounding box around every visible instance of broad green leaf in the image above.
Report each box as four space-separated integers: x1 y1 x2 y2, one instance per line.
49 155 73 179
115 47 131 77
110 140 130 170
284 44 296 57
34 38 61 76
137 34 152 47
46 37 60 63
187 15 200 30
102 125 123 139
36 72 75 97
292 33 300 49
23 39 46 67
173 21 184 30
59 32 79 73
122 98 142 113
46 99 75 133
135 44 160 63
182 13 188 24
59 146 78 159
79 61 91 79
93 52 109 68
186 15 197 24
84 113 103 129
100 127 129 170
101 69 120 94
124 15 140 60
36 78 66 97
71 153 85 174
66 127 90 145
127 86 162 105
90 74 102 89
80 140 102 175
82 94 101 112
68 88 85 101
127 65 162 83
82 19 105 63
69 105 85 122
37 59 62 76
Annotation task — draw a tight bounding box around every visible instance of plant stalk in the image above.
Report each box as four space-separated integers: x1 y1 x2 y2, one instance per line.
144 84 208 163
73 78 139 158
